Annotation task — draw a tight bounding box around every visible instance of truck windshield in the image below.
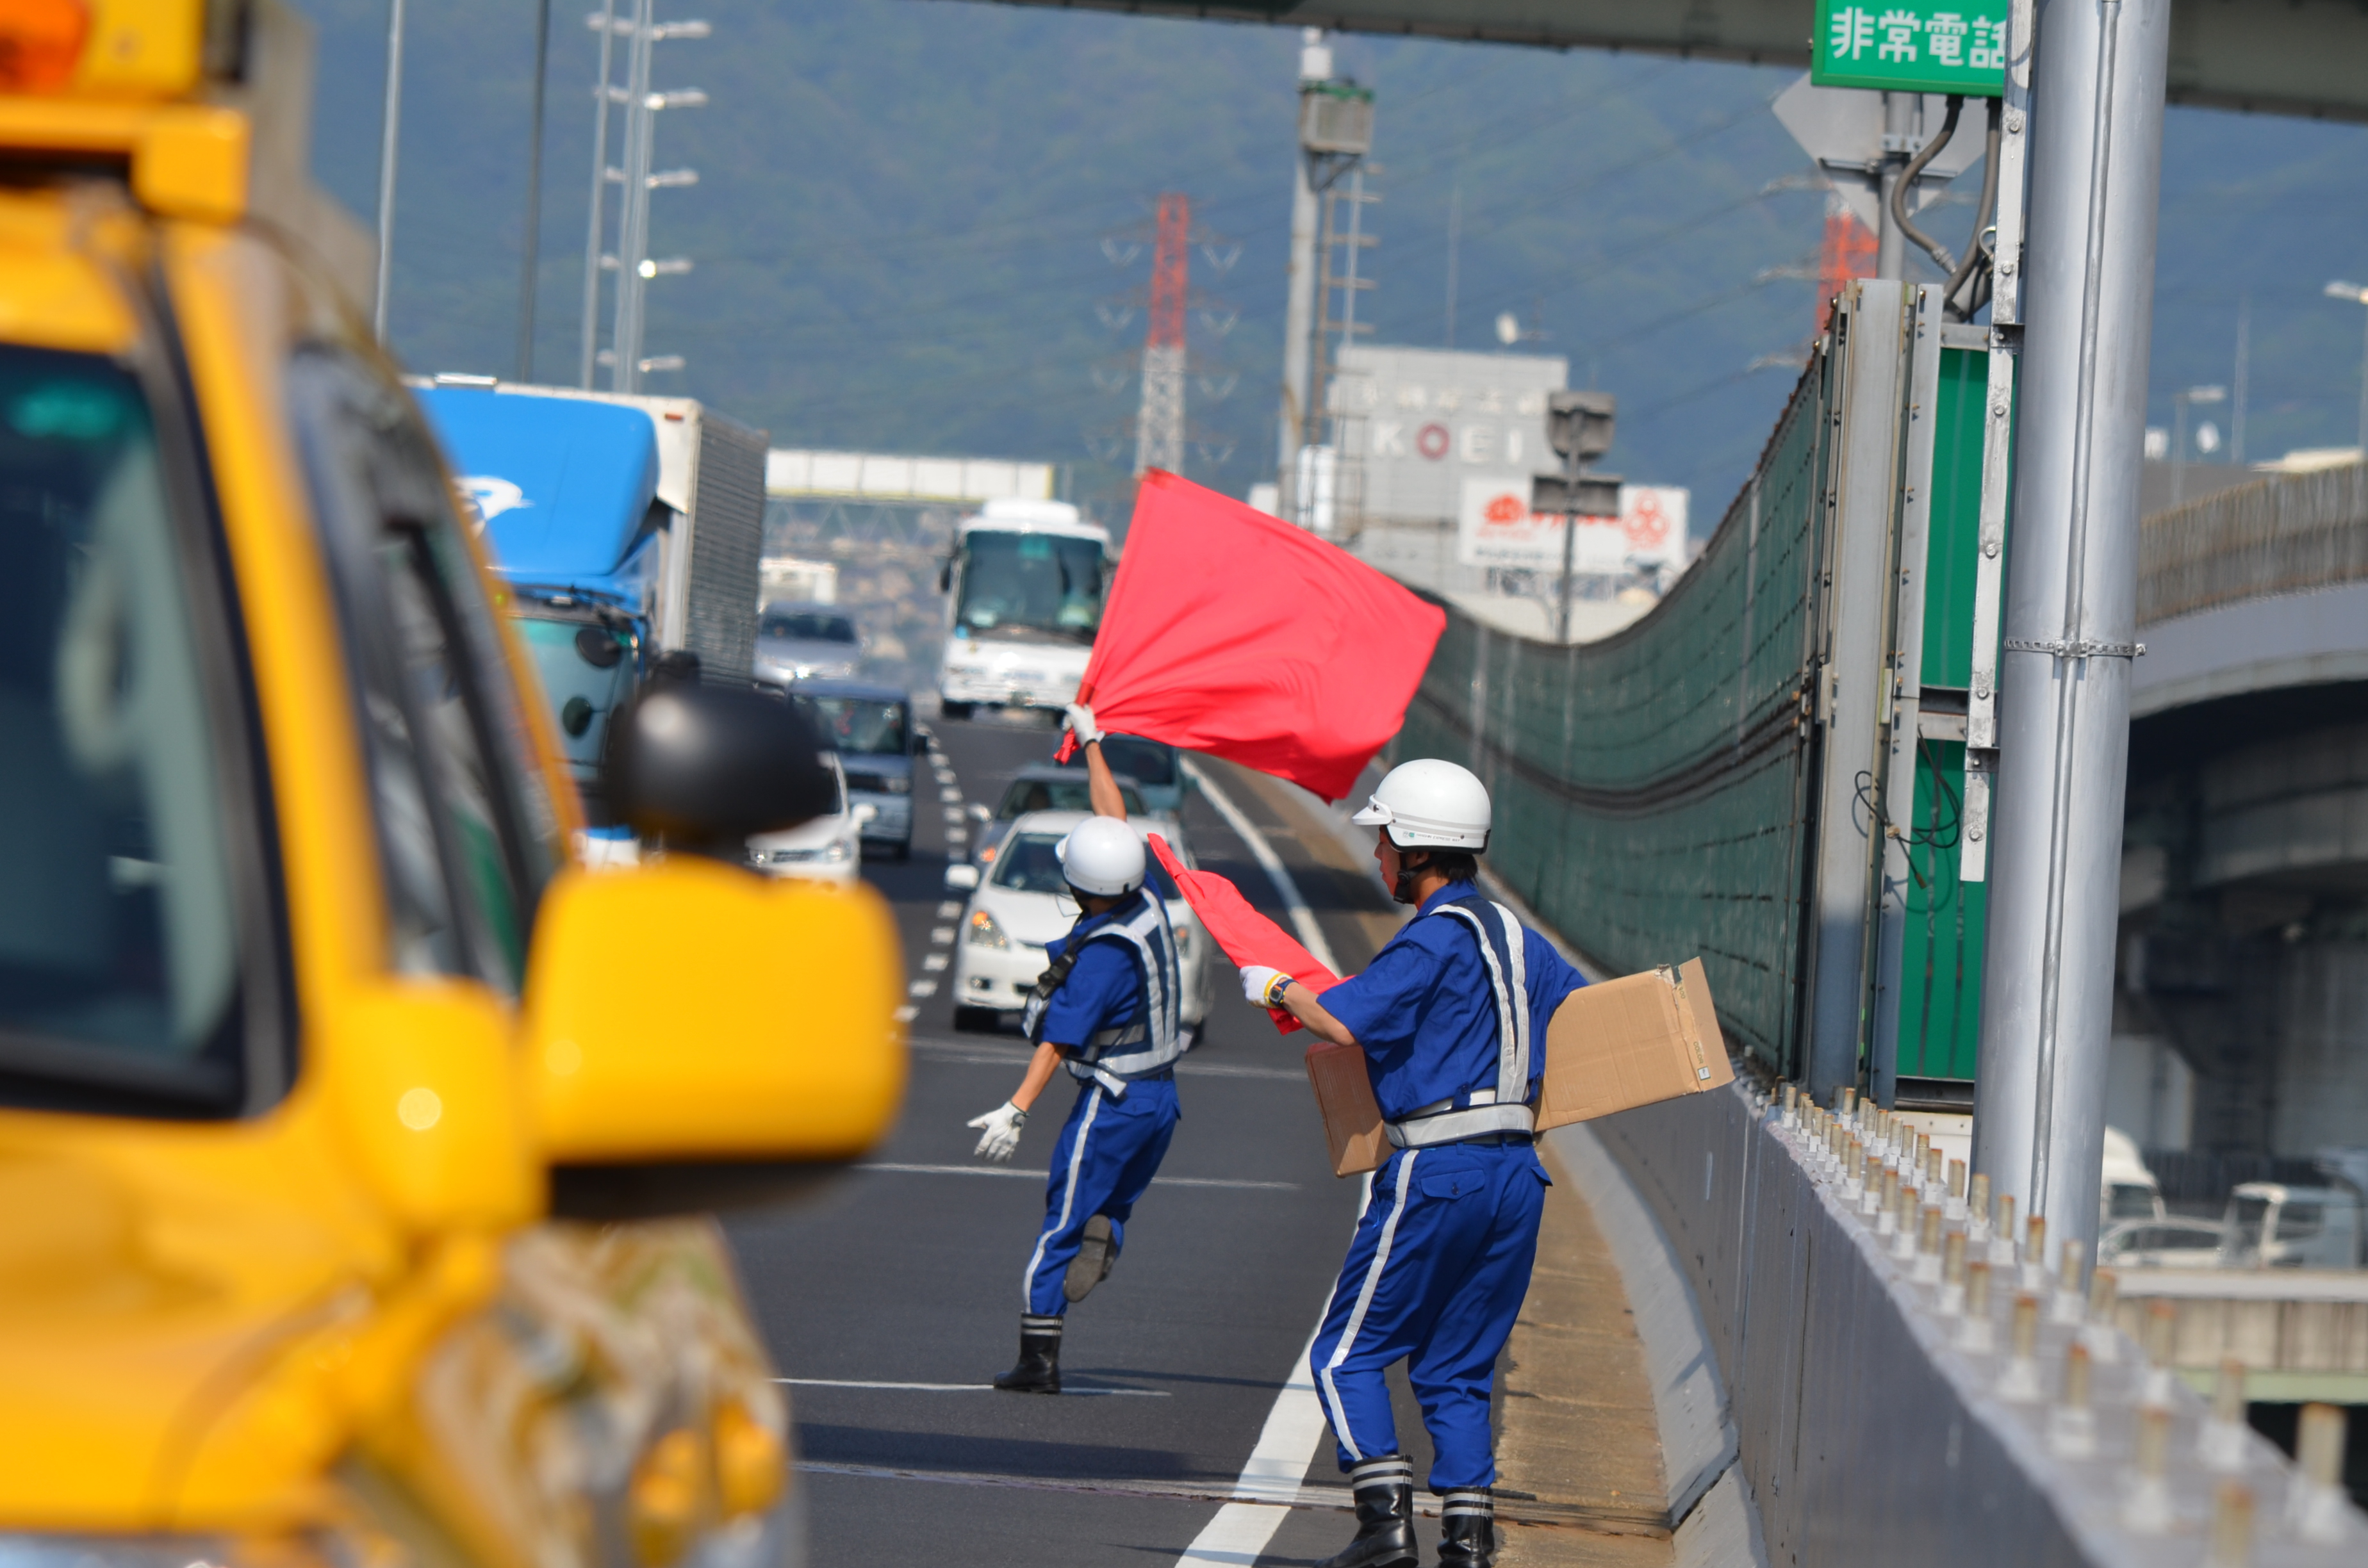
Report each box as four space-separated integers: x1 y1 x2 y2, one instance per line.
796 696 907 755
513 613 637 783
762 610 857 644
953 530 1104 643
0 348 249 1108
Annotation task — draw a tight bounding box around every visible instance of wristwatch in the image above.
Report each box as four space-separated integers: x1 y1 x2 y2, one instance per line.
1265 974 1295 1007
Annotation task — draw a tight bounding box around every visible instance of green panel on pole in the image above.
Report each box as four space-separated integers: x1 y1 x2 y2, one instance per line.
1813 1 2009 97
1891 345 1993 1086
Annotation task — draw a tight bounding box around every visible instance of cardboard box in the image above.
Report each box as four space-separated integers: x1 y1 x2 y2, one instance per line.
1536 957 1732 1129
1305 1041 1390 1177
1303 957 1733 1177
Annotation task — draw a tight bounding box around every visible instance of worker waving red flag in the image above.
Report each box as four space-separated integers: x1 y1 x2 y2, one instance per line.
1058 470 1447 801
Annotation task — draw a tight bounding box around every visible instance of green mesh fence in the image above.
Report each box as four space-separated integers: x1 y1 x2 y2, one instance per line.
1395 355 1834 1074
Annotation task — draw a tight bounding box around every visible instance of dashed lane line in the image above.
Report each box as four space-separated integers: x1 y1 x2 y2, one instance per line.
856 1162 1299 1191
1180 758 1342 976
930 926 957 943
908 979 938 998
937 901 962 919
780 1380 1166 1398
923 954 948 972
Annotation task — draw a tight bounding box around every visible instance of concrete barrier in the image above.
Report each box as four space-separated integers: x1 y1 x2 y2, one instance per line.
1591 1084 2367 1564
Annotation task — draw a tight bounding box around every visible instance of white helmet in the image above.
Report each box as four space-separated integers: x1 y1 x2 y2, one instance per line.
1056 816 1146 896
1352 759 1492 852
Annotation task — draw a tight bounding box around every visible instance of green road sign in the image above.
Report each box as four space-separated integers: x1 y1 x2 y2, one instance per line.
1813 1 2009 96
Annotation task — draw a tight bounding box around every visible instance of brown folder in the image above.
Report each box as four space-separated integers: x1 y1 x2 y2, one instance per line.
1303 958 1733 1175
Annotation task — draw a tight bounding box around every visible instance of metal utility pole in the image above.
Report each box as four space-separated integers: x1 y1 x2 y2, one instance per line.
595 3 707 394
1134 193 1190 476
516 0 553 382
1278 31 1328 523
1876 91 1911 280
2326 281 2368 455
2232 294 2251 464
580 0 620 388
1531 392 1618 643
1975 0 2173 1241
1276 34 1371 527
2170 382 2225 507
372 0 407 342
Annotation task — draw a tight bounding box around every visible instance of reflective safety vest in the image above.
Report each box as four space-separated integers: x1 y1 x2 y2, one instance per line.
1021 886 1183 1097
1385 896 1537 1148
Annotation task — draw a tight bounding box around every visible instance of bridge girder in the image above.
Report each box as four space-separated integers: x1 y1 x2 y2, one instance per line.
965 1 2368 124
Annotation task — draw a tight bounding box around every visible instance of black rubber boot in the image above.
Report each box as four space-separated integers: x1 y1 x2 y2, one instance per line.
1436 1488 1497 1567
992 1314 1063 1394
1317 1456 1417 1568
1064 1214 1117 1303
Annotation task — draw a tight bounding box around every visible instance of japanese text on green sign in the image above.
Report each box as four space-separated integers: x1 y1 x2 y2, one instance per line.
1813 2 2009 96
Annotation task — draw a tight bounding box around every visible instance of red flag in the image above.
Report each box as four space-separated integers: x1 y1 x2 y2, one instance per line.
1149 835 1338 1035
1058 470 1446 801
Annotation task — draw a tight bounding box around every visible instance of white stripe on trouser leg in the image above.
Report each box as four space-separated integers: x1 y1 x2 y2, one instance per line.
1317 1148 1419 1463
1021 1086 1103 1309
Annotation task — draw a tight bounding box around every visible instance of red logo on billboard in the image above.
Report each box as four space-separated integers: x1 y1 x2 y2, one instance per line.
1624 489 1668 548
1482 493 1526 526
1416 422 1451 460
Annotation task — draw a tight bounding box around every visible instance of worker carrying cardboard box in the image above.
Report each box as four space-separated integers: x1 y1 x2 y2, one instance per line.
1239 758 1587 1568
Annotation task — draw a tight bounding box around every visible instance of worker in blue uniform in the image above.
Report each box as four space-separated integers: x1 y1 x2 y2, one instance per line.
1241 758 1586 1568
966 703 1185 1393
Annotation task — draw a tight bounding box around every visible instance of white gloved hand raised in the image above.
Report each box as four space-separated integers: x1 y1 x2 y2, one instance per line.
1064 702 1103 747
1240 965 1292 1008
967 1100 1028 1162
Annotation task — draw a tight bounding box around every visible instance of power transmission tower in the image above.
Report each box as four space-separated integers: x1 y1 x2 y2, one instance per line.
1135 193 1190 477
580 0 707 393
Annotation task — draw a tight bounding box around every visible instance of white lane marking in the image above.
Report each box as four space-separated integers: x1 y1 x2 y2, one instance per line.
1173 1323 1333 1565
940 787 964 803
908 979 939 998
937 901 962 919
894 1005 917 1024
930 926 957 944
1181 759 1342 975
778 1378 1166 1398
947 829 969 845
923 953 949 972
857 1163 1297 1191
943 806 969 822
792 1460 1355 1510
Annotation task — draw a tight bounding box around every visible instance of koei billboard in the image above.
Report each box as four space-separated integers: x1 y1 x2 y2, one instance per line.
1457 476 1690 573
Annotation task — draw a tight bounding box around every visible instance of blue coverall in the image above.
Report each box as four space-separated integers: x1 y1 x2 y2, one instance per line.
1021 887 1183 1316
1308 880 1587 1491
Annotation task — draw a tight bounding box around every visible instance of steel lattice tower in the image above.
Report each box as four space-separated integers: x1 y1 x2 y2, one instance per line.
1134 192 1190 476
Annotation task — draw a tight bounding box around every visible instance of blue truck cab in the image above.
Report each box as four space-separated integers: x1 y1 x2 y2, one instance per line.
416 380 768 832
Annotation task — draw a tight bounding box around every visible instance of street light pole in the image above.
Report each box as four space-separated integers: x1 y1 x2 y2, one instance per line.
372 0 407 343
2330 282 2368 456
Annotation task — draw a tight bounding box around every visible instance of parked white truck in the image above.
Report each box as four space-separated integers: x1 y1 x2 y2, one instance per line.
937 498 1109 718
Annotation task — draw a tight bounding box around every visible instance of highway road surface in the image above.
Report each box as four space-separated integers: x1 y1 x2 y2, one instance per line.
725 716 1452 1567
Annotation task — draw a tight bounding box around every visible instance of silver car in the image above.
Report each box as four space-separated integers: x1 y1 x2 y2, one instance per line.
755 600 862 683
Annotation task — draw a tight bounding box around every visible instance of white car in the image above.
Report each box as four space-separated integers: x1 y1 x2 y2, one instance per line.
944 809 1212 1033
746 751 873 884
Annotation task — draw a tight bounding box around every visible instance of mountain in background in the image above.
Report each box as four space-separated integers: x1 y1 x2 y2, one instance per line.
297 0 2368 535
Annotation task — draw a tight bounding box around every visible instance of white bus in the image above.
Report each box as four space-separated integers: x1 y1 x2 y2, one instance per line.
937 499 1110 719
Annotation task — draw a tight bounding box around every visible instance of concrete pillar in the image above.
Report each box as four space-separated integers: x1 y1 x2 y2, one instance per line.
1974 0 2173 1239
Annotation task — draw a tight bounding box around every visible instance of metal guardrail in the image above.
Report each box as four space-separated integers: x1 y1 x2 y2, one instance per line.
2139 462 2368 626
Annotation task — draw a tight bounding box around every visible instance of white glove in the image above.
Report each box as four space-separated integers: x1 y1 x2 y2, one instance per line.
1064 702 1103 747
967 1101 1028 1162
1241 965 1292 1008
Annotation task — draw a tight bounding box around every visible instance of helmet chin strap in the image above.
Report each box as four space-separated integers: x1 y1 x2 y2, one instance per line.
1388 835 1430 906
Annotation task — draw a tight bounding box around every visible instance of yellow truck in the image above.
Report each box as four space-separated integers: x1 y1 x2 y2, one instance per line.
0 4 905 1566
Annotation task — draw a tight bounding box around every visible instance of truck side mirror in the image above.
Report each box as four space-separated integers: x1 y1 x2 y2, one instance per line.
604 682 835 856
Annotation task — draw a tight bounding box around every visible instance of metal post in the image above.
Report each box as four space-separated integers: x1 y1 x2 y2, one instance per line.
2171 390 2188 507
580 0 618 388
1974 0 2173 1238
372 0 407 342
1805 279 1912 1105
516 0 552 383
1278 33 1326 521
1875 92 1911 282
2357 306 2368 456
